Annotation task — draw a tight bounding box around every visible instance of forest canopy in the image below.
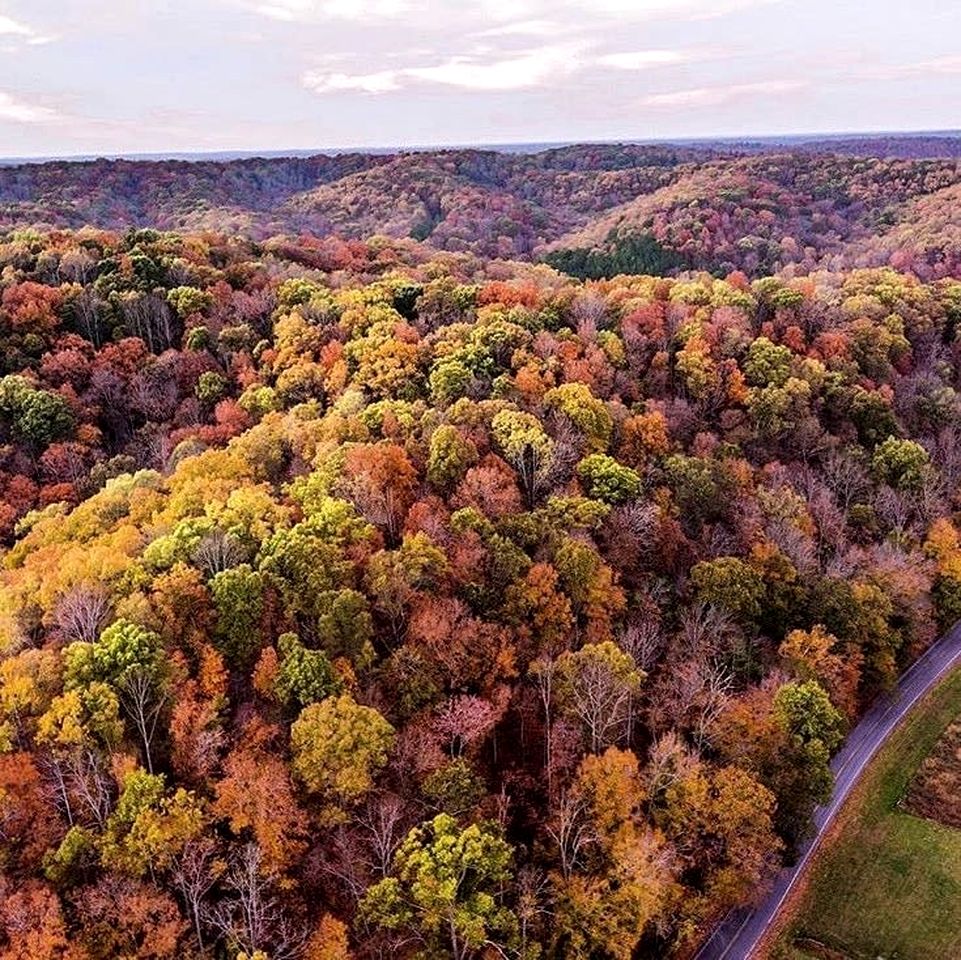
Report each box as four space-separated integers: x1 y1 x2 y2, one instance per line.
0 211 960 960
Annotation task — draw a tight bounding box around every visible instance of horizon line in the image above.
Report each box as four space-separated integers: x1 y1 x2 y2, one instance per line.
3 126 960 167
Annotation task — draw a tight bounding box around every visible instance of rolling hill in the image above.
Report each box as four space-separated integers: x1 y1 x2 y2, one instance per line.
2 138 959 279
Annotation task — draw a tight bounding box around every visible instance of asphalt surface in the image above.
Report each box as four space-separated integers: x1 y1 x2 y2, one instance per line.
693 620 961 960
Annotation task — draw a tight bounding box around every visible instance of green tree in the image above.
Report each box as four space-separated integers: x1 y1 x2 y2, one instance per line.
576 454 642 504
773 680 844 753
37 683 125 750
195 370 227 406
427 425 479 490
746 377 812 439
544 382 612 452
100 769 206 876
360 813 518 960
933 574 961 632
44 825 98 888
365 532 449 643
258 520 351 620
167 285 213 319
274 632 340 710
871 436 930 490
769 680 844 845
743 336 792 387
690 556 765 624
663 454 729 528
429 358 472 406
316 588 375 666
490 408 555 506
0 375 74 448
544 232 682 281
422 758 485 817
210 564 265 668
63 619 162 689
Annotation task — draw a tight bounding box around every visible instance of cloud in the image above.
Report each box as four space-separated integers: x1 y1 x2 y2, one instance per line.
406 45 582 90
916 55 961 75
239 0 778 28
303 69 403 94
0 91 60 124
474 0 543 21
0 14 30 35
567 0 781 20
251 0 409 21
0 13 56 45
640 79 805 108
867 55 961 81
302 41 708 97
304 43 584 94
597 49 692 70
474 19 568 38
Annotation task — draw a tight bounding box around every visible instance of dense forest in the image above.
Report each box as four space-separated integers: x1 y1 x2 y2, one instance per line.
0 213 960 960
1 139 960 279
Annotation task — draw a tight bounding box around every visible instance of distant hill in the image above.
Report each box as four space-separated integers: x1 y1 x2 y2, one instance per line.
1 137 959 278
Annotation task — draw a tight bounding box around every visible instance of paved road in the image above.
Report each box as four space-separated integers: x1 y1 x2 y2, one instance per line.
694 620 961 960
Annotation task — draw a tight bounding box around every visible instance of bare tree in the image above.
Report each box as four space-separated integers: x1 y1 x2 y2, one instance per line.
570 289 608 336
766 519 818 578
691 659 734 749
515 865 551 960
619 618 665 673
530 657 557 800
931 424 961 495
120 291 178 353
40 748 114 830
874 485 921 540
821 449 870 513
675 602 736 661
353 792 411 880
337 474 407 547
545 790 596 881
51 585 111 645
66 749 114 830
171 838 221 954
556 645 642 754
39 751 75 829
118 666 169 775
800 479 848 566
60 247 98 285
432 695 498 758
193 529 247 578
644 731 699 802
70 285 107 345
208 844 307 960
648 655 732 748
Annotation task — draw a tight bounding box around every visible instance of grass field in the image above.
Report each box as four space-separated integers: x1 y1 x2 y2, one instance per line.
773 667 961 960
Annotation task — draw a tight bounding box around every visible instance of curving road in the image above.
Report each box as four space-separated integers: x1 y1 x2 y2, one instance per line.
694 620 961 960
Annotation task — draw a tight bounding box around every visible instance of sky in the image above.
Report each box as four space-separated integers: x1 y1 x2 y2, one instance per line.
0 0 959 158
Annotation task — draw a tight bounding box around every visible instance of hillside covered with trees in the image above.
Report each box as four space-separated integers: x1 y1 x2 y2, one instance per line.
1 222 961 959
2 138 960 279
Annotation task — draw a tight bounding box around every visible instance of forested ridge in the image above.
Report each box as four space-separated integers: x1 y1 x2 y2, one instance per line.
2 217 961 960
2 139 961 280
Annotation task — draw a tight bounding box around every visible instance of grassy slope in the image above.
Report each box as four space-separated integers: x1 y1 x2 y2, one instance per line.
773 667 961 960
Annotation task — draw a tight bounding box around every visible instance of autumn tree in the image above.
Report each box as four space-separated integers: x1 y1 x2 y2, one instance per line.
550 748 672 959
214 720 308 877
291 694 395 815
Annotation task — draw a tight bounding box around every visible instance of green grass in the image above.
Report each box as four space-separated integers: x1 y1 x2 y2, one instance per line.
775 667 961 960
